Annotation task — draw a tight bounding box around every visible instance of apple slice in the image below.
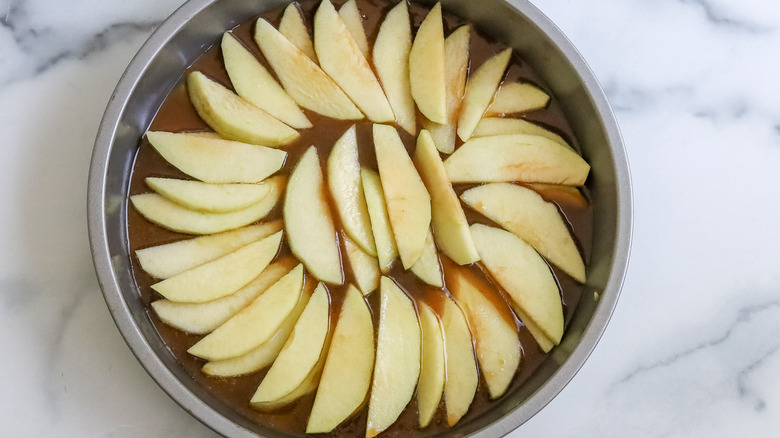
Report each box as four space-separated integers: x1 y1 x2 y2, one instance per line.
456 48 512 141
151 259 295 334
485 82 550 116
445 261 521 398
187 71 299 146
221 33 311 129
373 124 431 269
441 296 478 426
313 0 394 123
423 25 470 154
417 303 445 428
473 117 570 149
366 277 421 438
251 283 330 409
343 234 380 295
512 303 555 353
327 126 376 256
339 0 370 59
307 285 375 433
285 146 343 284
188 264 304 361
202 279 313 377
254 18 363 120
145 131 286 183
136 221 282 279
150 231 282 304
461 183 586 282
443 134 590 185
372 0 415 134
413 129 479 265
145 177 272 213
409 2 446 124
410 229 443 288
130 176 284 235
361 169 398 273
470 224 563 344
278 3 318 62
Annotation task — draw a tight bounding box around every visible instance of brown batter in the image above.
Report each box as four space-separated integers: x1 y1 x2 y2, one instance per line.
126 0 593 436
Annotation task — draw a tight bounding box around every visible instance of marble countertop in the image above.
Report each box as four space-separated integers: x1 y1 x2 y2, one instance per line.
2 0 779 436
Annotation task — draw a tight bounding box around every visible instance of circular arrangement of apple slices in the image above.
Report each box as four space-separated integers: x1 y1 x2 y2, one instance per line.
130 0 591 435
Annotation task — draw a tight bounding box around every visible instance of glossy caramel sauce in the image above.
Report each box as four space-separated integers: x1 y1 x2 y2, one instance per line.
126 0 593 436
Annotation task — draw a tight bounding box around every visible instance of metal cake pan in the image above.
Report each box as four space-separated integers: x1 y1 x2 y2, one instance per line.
88 0 633 436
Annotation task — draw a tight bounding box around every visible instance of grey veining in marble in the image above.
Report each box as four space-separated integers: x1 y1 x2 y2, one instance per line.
1 0 779 436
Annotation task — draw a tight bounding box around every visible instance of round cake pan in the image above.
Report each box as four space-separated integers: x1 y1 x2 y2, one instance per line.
88 0 632 436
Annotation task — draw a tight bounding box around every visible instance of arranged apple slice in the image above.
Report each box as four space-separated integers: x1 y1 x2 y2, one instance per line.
424 25 470 154
130 176 284 235
441 296 478 426
136 221 282 279
145 177 272 213
251 283 330 409
151 259 295 334
202 279 313 377
443 134 590 185
338 0 370 59
456 48 512 141
470 224 564 344
417 303 445 428
343 234 380 295
188 264 305 361
278 3 318 62
473 117 570 149
513 303 555 353
445 261 521 398
373 124 431 269
221 33 311 129
285 146 343 284
410 229 443 288
150 231 282 304
366 277 421 438
145 131 286 183
461 183 586 282
313 0 394 123
414 129 479 265
187 71 299 146
254 18 363 120
409 2 446 124
307 285 375 433
373 0 416 134
485 82 550 116
361 169 399 273
327 126 376 256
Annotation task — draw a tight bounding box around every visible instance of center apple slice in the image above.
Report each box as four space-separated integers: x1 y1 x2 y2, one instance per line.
307 285 375 433
251 283 331 409
373 124 431 269
441 296 478 426
285 146 343 285
366 277 421 438
416 303 445 428
414 129 479 265
327 126 376 256
187 264 305 361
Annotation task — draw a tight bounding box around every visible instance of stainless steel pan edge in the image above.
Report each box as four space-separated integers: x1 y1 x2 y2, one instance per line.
88 0 632 436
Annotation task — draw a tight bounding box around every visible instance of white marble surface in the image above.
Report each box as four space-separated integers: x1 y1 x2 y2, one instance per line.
1 0 779 436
